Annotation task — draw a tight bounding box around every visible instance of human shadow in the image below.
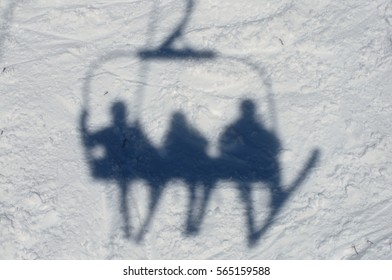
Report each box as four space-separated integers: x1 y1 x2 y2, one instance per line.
188 99 282 241
80 102 165 239
178 100 319 246
161 112 214 235
80 100 319 246
138 0 215 60
216 100 319 246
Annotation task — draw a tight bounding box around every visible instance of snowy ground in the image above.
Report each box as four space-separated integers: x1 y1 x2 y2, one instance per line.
1 0 392 259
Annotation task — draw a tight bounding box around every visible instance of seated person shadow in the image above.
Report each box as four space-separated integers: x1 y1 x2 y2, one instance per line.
184 100 282 240
217 100 282 243
80 102 164 240
162 112 213 235
173 100 318 246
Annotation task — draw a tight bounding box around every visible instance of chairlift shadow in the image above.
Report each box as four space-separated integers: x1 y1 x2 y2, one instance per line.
79 0 320 247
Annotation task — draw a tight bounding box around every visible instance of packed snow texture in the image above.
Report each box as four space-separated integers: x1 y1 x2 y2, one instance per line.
1 0 392 259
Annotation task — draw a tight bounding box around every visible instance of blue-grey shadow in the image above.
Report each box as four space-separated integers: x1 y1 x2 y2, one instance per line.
80 0 320 247
80 100 320 246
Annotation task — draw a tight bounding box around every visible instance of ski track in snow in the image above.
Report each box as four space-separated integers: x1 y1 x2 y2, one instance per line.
1 0 392 259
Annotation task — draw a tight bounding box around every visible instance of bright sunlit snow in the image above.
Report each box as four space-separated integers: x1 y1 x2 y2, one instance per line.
1 0 392 259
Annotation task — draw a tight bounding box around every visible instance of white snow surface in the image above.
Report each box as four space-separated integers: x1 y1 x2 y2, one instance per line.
1 0 392 259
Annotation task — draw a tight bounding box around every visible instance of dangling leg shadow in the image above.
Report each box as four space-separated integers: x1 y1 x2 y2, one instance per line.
118 178 132 239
